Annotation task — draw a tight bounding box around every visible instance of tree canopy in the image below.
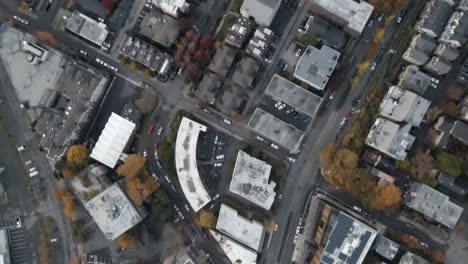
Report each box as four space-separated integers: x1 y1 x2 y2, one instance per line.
117 154 146 178
434 152 464 176
195 210 217 228
370 184 402 210
66 144 89 167
116 232 135 249
54 188 77 219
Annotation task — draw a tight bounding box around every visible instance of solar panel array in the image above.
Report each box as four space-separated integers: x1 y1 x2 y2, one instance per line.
348 231 372 263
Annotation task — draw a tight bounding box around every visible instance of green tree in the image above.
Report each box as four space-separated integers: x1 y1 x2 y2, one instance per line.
434 152 464 176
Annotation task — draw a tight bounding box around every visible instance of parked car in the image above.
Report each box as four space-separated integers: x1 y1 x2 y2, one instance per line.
287 157 296 163
157 127 164 135
17 145 27 151
295 49 302 57
164 175 171 184
143 149 147 157
256 136 264 142
353 206 362 213
271 143 279 150
216 155 224 160
214 162 222 167
0 167 5 175
223 119 232 125
370 62 377 71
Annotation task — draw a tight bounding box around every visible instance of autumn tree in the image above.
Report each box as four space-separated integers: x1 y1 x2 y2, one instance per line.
373 28 385 43
126 171 160 205
34 31 57 47
200 34 213 50
116 154 146 178
334 148 358 169
368 0 406 14
61 167 74 178
54 188 77 219
364 41 378 59
370 184 402 210
195 210 217 228
66 144 89 167
178 17 193 33
116 232 135 249
425 106 443 122
409 151 434 179
69 257 80 264
357 61 370 75
37 243 49 264
446 85 464 101
441 101 459 117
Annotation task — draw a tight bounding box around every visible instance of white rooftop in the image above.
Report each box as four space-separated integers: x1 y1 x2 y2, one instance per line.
230 150 276 210
65 12 109 46
84 183 144 240
216 204 265 251
0 229 9 264
210 230 258 264
175 117 211 212
90 113 136 168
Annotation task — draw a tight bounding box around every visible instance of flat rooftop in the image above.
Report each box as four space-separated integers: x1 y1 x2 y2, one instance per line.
375 236 400 260
398 65 432 96
66 12 109 46
320 212 377 264
210 230 257 264
175 117 211 212
0 229 9 264
265 74 323 117
230 150 276 210
139 10 179 48
247 108 305 153
85 183 144 240
216 204 265 251
405 183 463 229
294 45 340 90
90 113 136 168
399 252 429 264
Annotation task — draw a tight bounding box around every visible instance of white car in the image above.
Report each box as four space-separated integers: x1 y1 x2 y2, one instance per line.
157 127 163 135
143 149 147 157
353 206 362 213
274 101 282 108
213 193 220 200
216 155 224 160
431 78 439 84
154 150 158 159
287 157 296 163
256 136 264 142
184 204 190 212
293 235 298 245
164 175 171 184
370 62 377 71
278 103 286 110
95 58 102 64
214 135 219 145
396 16 402 24
25 160 32 165
271 143 279 150
295 49 302 57
79 50 88 56
50 238 58 243
17 145 27 151
214 162 222 167
274 224 278 231
223 119 232 125
151 173 158 180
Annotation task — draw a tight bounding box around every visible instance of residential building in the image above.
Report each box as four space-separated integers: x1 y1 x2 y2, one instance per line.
459 0 468 11
437 171 468 197
225 16 254 48
368 167 395 186
397 65 433 96
424 56 452 75
402 34 436 65
162 245 208 264
230 151 276 210
65 12 110 48
309 0 374 37
240 0 281 27
216 84 250 117
318 212 377 264
451 120 468 146
195 73 221 104
439 11 468 48
294 45 340 91
231 56 259 89
374 236 400 261
210 230 257 264
208 45 235 77
362 150 398 175
245 26 273 59
0 229 9 264
90 113 136 168
305 15 346 50
425 115 454 149
399 252 430 264
85 183 147 240
139 10 180 48
366 118 415 160
216 204 265 251
152 0 189 18
415 0 455 38
433 44 459 61
405 183 463 229
379 86 431 127
459 96 468 122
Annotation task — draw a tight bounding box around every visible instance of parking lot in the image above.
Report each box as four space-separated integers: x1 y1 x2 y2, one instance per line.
258 95 311 131
8 227 33 264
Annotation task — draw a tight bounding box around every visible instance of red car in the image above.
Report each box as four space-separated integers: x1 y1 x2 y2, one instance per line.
147 124 155 135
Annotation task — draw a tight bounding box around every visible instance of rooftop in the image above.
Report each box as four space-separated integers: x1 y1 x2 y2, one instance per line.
294 45 340 90
266 74 323 117
247 108 305 153
225 16 254 48
216 84 250 116
379 86 431 127
405 183 463 229
319 212 377 264
424 56 452 75
230 150 276 210
162 245 207 264
305 16 346 50
195 74 221 104
434 43 460 61
365 118 415 160
245 26 274 59
175 117 211 212
415 0 454 38
208 45 235 76
139 10 180 48
426 115 454 149
231 56 259 89
85 183 145 240
402 34 436 66
439 11 468 48
437 171 468 197
216 204 265 251
0 229 9 264
451 120 468 145
152 0 189 18
399 252 429 264
397 65 433 96
65 12 109 47
240 0 281 26
374 236 400 260
310 0 374 36
90 113 136 168
210 230 257 264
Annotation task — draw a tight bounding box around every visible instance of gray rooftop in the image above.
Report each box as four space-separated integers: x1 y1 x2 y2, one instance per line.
240 0 281 26
402 34 436 65
231 56 259 89
266 74 322 117
405 183 463 229
397 65 433 96
294 45 340 90
451 120 468 145
424 56 452 75
216 84 250 117
208 45 235 76
434 43 459 61
139 10 180 48
437 171 468 197
365 118 415 160
379 86 431 127
439 11 468 48
415 0 454 38
306 16 346 50
374 236 400 260
0 229 10 264
247 108 305 152
399 252 430 264
195 74 221 104
65 12 109 46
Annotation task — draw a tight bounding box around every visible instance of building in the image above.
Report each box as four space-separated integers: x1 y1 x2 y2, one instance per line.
121 102 141 125
405 183 463 229
152 0 189 18
240 0 281 27
437 171 468 197
90 113 136 168
248 108 305 153
374 236 399 261
85 183 147 240
366 118 415 160
451 120 468 145
305 16 346 50
368 167 395 186
216 204 265 251
210 230 257 264
459 96 468 122
139 10 180 48
439 11 468 48
230 150 276 210
195 73 221 104
208 45 236 77
379 86 431 127
425 115 454 149
397 65 434 96
433 44 460 61
399 252 430 264
0 229 10 264
309 0 374 37
362 150 398 175
245 26 273 59
21 41 48 65
402 34 436 65
415 0 455 38
294 45 340 91
216 84 250 117
318 212 377 264
225 16 254 48
175 117 211 212
265 74 323 117
65 12 110 48
231 56 259 89
424 56 452 75
162 245 207 264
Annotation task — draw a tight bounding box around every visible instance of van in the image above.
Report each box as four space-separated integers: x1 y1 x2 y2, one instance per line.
29 171 39 177
29 167 37 172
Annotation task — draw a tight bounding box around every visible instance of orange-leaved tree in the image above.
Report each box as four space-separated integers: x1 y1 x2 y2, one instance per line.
116 232 135 249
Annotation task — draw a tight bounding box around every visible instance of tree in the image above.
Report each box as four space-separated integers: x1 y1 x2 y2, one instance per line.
129 61 138 70
69 257 80 264
144 68 153 77
61 167 74 178
20 1 29 12
350 75 361 89
34 31 57 47
195 210 217 228
200 34 213 50
119 57 128 65
334 149 358 169
66 144 88 166
434 152 464 176
37 243 49 264
368 0 406 14
441 101 459 117
425 106 442 122
54 188 77 219
125 172 160 205
395 159 410 169
116 154 146 178
373 28 385 43
116 232 135 249
446 85 464 101
357 61 370 75
320 144 335 170
364 42 378 59
178 17 193 33
409 151 434 179
371 184 402 209
135 90 157 114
